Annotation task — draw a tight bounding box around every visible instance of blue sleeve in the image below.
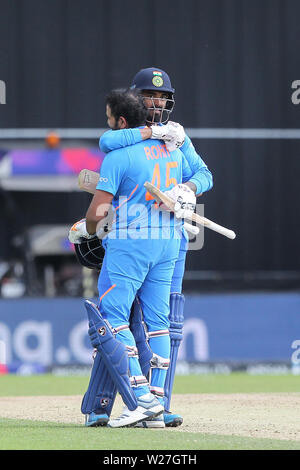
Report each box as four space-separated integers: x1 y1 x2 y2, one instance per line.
99 128 144 153
181 152 193 182
96 150 130 195
180 134 213 195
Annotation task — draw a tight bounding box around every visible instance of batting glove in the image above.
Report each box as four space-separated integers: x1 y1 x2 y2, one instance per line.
151 121 185 150
164 184 196 219
68 219 94 244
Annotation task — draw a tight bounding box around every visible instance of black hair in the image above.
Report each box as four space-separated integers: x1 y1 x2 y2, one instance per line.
105 88 147 128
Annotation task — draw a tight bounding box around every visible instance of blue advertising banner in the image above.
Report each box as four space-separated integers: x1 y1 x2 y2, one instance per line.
181 293 300 363
0 292 299 368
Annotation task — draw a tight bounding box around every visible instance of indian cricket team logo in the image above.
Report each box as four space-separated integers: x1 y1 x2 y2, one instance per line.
101 398 109 407
152 71 163 87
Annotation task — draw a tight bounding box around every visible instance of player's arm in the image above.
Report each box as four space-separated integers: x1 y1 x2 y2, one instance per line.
163 143 212 219
99 122 185 153
85 190 114 235
86 148 129 234
99 127 151 153
68 189 114 243
69 149 127 243
161 152 197 220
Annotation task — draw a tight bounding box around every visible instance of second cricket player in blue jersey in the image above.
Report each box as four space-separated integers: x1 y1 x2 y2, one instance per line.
70 71 213 428
96 69 213 427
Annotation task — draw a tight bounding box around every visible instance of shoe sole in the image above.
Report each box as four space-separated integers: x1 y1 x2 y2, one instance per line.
165 417 183 427
135 420 165 428
85 419 109 427
107 406 163 428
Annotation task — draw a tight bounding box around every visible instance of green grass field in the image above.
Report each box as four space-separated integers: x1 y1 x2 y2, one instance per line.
2 418 299 451
1 372 300 396
0 373 299 451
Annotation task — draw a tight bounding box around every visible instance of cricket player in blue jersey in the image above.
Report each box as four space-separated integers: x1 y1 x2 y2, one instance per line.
69 88 195 428
94 68 213 427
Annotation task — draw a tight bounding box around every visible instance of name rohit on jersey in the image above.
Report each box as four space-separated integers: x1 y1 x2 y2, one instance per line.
144 143 171 161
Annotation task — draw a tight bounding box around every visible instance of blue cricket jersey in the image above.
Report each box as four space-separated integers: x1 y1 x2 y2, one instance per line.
99 127 213 195
96 137 191 240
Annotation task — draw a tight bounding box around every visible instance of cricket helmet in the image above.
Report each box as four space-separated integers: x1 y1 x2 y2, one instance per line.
74 236 105 270
130 67 175 124
131 67 175 94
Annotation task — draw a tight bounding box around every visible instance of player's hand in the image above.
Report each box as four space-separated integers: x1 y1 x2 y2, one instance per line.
163 184 196 219
150 121 185 150
68 219 94 244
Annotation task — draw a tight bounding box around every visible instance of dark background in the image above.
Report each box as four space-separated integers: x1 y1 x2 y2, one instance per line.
0 0 299 292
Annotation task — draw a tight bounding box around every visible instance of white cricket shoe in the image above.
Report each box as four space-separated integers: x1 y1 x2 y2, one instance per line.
107 393 163 428
135 413 165 428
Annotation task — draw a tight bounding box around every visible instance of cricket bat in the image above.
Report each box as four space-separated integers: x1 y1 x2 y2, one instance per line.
78 169 236 240
78 168 100 194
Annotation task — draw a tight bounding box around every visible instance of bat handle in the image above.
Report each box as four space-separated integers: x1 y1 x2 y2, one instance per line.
190 212 236 240
207 221 236 239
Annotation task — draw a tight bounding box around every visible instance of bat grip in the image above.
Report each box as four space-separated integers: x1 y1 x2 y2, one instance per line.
204 220 236 239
